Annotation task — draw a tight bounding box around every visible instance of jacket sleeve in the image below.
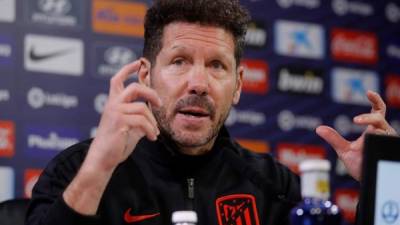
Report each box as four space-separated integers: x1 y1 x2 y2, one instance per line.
25 140 101 225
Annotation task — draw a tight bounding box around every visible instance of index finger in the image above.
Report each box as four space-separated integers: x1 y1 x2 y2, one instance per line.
109 60 142 98
366 90 386 116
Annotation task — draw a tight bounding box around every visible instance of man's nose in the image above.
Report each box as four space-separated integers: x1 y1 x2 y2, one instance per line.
187 65 209 96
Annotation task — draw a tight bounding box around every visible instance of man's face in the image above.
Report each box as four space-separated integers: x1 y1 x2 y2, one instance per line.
144 22 243 152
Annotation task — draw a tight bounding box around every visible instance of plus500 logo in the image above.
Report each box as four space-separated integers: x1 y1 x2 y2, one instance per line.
25 125 80 158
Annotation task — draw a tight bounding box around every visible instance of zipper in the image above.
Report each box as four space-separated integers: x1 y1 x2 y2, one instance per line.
185 177 195 210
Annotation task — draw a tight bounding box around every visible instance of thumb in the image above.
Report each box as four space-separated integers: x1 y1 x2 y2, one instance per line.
316 125 350 156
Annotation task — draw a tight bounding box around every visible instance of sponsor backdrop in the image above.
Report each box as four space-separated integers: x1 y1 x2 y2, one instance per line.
0 0 399 224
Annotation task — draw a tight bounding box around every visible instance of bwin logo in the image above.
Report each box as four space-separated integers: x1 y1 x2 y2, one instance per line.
104 46 136 66
38 0 71 16
386 2 400 23
278 67 323 95
27 87 78 109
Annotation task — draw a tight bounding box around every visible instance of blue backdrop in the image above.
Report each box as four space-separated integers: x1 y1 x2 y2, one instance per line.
0 0 400 224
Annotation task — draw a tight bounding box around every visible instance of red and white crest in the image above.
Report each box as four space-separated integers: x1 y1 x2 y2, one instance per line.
216 194 260 225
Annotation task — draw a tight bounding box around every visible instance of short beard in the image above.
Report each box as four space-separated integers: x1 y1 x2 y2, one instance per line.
152 96 230 150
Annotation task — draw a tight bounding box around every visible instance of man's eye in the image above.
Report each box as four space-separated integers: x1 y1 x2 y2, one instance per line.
210 61 225 70
173 58 185 66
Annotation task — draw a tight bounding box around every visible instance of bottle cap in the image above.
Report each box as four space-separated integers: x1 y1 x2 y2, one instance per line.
172 211 198 223
299 159 331 172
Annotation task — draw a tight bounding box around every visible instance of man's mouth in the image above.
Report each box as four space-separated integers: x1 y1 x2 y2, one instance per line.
178 107 210 118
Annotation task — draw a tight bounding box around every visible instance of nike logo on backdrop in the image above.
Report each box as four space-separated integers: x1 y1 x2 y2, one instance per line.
124 208 160 223
29 47 73 61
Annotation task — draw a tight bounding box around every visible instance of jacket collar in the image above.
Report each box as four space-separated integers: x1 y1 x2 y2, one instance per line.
134 126 236 175
157 126 233 156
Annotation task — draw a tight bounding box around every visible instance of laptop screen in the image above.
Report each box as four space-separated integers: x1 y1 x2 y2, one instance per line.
374 160 400 225
359 134 400 225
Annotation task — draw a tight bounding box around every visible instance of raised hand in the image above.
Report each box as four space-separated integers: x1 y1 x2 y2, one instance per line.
63 60 161 214
316 91 398 181
87 60 162 171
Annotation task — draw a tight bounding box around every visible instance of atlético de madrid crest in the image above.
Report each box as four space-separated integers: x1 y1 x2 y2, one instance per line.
216 194 260 225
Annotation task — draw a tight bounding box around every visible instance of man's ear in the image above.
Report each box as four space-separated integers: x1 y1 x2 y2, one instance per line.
233 65 243 105
138 57 151 87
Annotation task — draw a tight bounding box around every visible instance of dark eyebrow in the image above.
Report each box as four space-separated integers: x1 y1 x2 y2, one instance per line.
169 45 193 54
171 45 184 50
207 51 232 68
168 44 234 67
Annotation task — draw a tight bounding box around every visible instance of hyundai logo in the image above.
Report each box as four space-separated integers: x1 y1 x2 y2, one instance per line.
104 46 136 66
38 0 71 16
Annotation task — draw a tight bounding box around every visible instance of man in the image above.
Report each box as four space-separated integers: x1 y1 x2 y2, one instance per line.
26 0 398 225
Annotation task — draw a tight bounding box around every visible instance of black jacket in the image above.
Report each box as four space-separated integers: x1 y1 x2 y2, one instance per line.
26 128 301 225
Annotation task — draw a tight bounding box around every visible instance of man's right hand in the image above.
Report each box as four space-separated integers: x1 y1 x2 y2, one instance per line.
87 60 161 172
63 60 161 215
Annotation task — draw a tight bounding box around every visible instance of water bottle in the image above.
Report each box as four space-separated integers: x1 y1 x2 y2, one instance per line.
290 159 342 225
171 211 197 225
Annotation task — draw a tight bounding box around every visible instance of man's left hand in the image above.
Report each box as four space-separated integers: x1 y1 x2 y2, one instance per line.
316 90 398 181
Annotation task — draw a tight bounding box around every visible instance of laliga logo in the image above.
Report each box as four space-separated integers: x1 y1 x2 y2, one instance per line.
276 0 293 8
27 87 45 109
334 115 365 136
277 110 322 131
332 0 373 16
0 44 11 57
276 0 320 9
386 2 400 23
332 0 348 16
387 45 400 60
104 46 136 66
225 108 265 126
0 89 10 102
27 87 78 109
38 0 71 16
